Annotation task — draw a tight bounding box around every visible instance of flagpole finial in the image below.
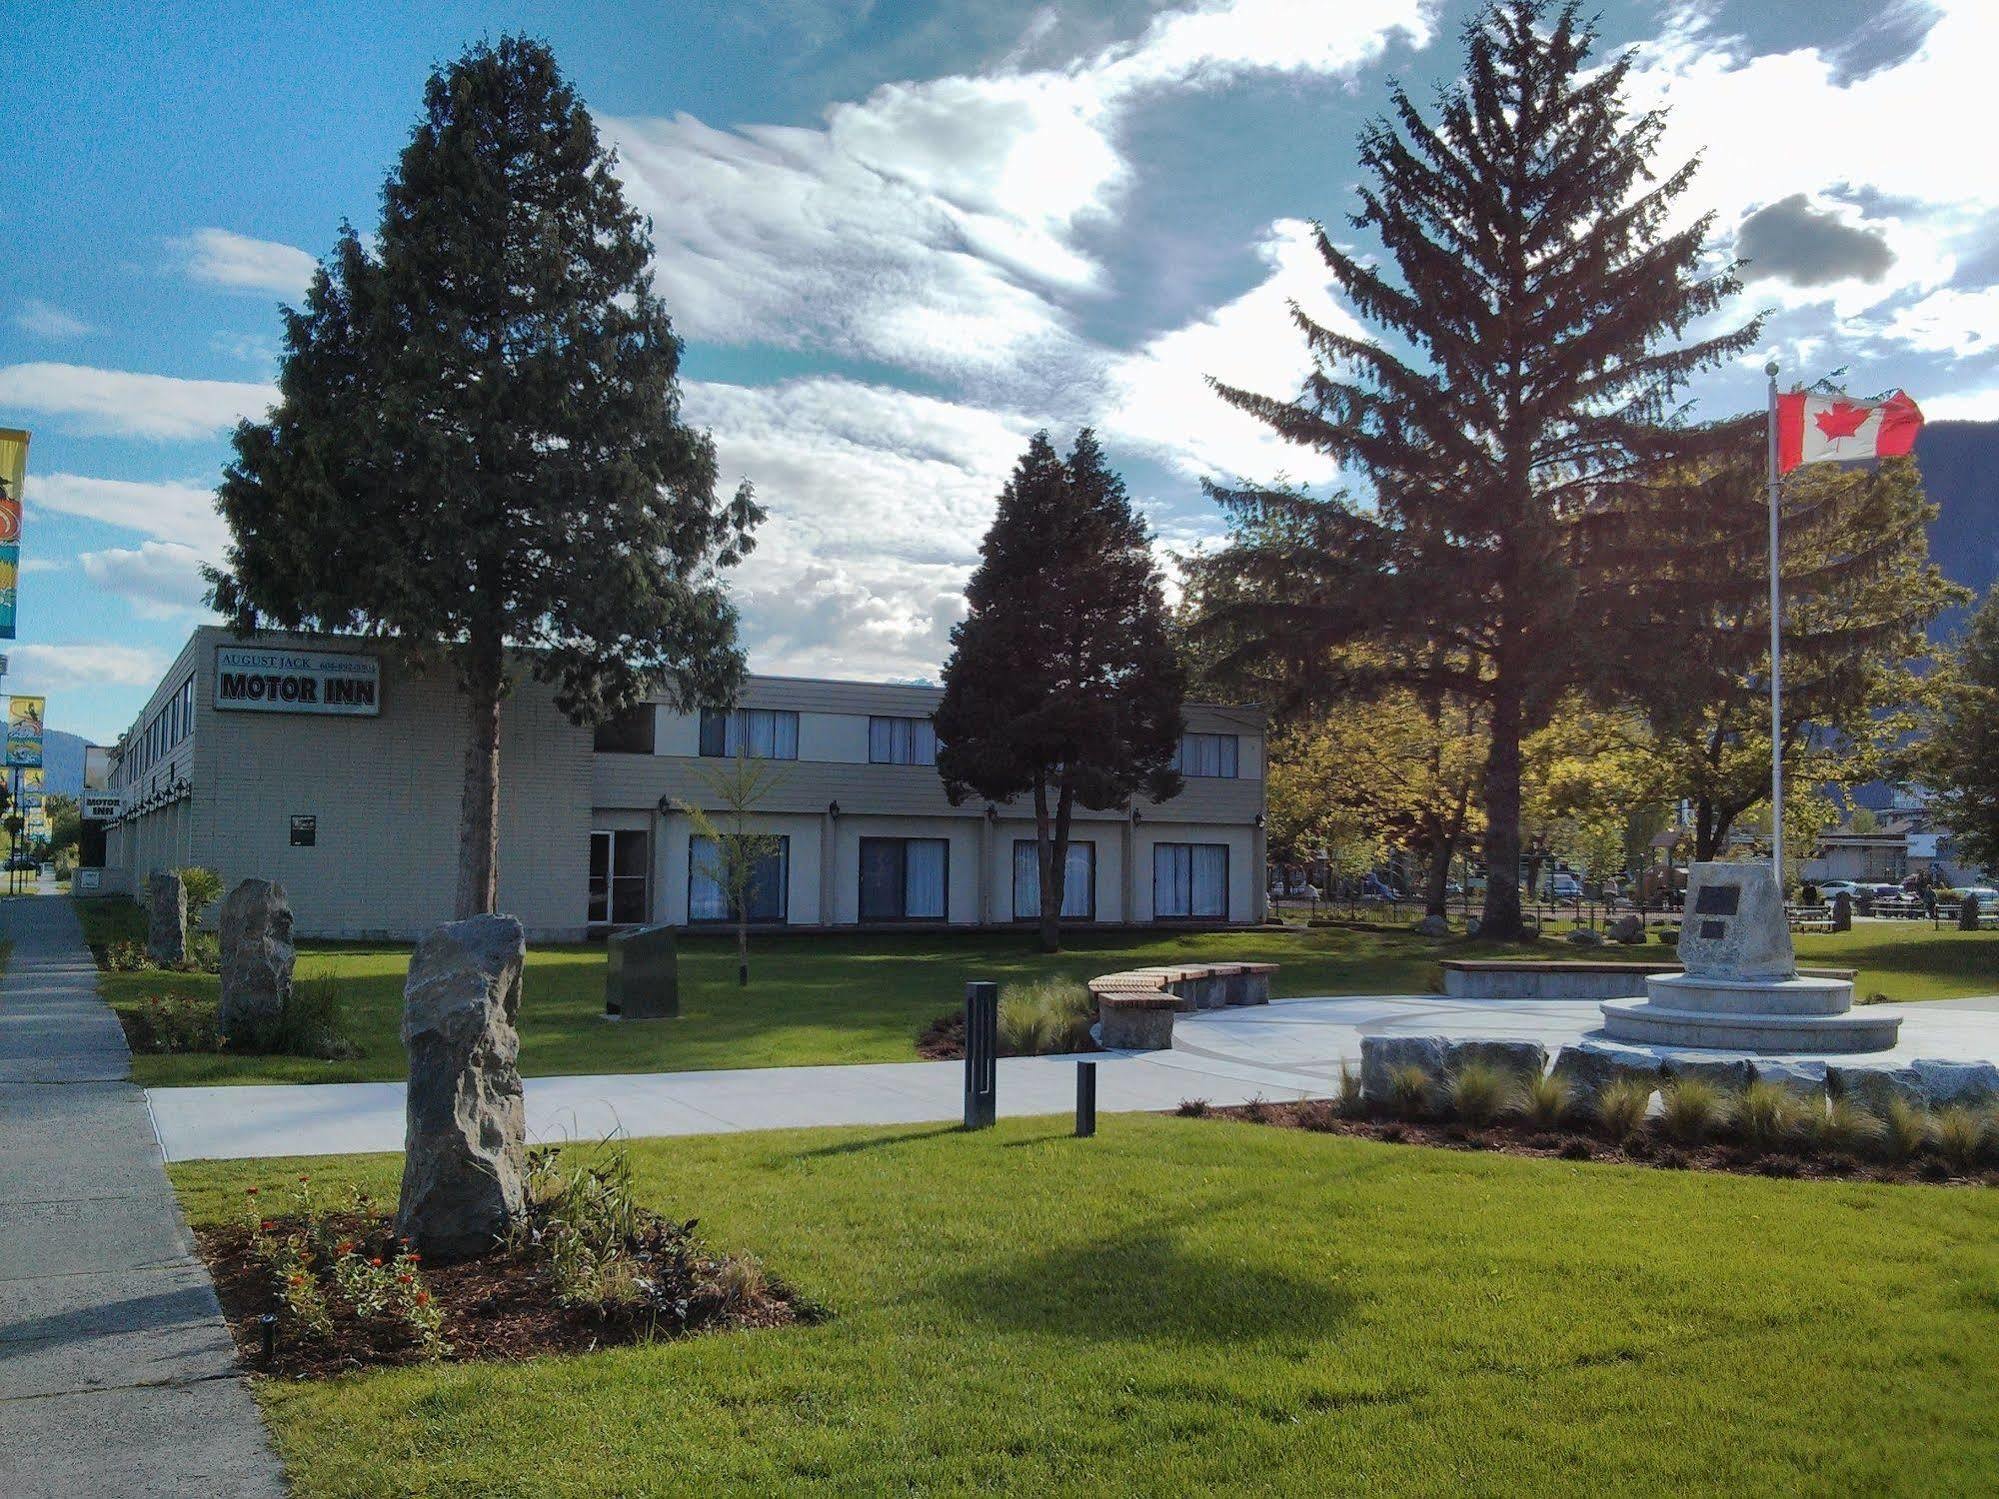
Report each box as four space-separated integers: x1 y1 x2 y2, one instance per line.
1765 359 1779 377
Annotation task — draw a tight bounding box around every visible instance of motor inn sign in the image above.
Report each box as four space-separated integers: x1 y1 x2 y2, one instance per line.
214 645 381 716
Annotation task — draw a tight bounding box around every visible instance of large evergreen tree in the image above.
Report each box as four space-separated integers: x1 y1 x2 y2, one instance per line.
934 430 1184 952
1924 586 1999 875
1193 0 1757 936
210 37 759 918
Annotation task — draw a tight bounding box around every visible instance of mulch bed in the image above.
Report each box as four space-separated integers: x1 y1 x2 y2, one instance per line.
914 1011 1103 1062
1187 1099 1999 1189
198 1210 816 1380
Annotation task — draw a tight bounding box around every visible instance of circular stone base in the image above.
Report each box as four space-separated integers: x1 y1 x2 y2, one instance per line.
1600 996 1901 1053
1642 972 1854 1016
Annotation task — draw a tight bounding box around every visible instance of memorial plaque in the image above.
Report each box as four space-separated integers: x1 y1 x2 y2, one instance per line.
1694 885 1741 916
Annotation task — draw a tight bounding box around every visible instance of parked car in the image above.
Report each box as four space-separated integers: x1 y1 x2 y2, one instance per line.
4 854 36 872
1813 879 1866 902
1549 873 1582 902
1950 885 1997 904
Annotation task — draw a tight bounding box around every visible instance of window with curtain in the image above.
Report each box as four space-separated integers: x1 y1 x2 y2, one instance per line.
1153 842 1229 918
588 829 650 926
698 708 799 759
858 837 949 920
868 715 938 765
688 835 789 923
1013 839 1095 920
1173 732 1239 778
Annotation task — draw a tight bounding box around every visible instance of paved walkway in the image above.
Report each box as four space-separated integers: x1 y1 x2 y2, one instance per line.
0 892 285 1498
145 988 1999 1163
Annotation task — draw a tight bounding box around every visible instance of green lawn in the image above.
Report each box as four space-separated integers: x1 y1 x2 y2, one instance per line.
81 895 1998 1087
173 1116 1999 1495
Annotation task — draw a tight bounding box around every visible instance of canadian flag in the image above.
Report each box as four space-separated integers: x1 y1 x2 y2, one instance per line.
1775 389 1923 473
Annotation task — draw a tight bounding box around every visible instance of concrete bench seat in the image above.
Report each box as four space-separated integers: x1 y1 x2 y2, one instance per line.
1097 991 1180 1050
1089 960 1282 1042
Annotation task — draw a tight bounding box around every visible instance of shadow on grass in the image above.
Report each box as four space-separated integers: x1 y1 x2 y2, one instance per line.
932 1214 1356 1344
794 1125 963 1160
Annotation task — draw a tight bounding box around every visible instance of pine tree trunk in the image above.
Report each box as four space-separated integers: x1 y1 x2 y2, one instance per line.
1033 777 1074 955
1479 680 1524 939
453 637 504 921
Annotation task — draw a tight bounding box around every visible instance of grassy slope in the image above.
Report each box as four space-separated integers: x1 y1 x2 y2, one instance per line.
173 1117 1999 1496
82 897 1997 1087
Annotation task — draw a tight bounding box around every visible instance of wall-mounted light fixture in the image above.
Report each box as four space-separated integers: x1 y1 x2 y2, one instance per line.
827 800 841 819
984 803 999 824
1253 812 1265 829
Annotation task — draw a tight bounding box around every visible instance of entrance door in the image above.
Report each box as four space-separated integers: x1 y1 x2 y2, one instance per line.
588 829 650 927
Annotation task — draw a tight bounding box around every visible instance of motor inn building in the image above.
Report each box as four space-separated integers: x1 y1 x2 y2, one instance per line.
102 628 1269 940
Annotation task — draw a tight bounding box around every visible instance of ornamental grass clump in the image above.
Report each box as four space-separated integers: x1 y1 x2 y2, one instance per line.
1879 1097 1931 1164
1517 1071 1572 1131
1387 1063 1433 1121
1815 1097 1884 1158
1658 1077 1728 1146
1447 1061 1508 1129
996 979 1095 1056
1929 1107 1990 1175
1733 1081 1808 1155
1594 1077 1652 1143
1334 1062 1365 1118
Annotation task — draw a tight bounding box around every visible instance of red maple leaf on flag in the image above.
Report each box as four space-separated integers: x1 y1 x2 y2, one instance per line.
1814 400 1871 442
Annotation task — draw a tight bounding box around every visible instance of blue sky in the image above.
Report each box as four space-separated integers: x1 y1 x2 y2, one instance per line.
6 0 1995 744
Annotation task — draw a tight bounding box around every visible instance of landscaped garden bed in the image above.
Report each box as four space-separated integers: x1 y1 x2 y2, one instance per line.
200 1144 819 1379
1179 1070 1999 1188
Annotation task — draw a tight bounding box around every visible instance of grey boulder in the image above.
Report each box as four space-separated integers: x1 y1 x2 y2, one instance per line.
1749 1058 1829 1100
1911 1059 1999 1108
146 872 188 966
217 879 295 1043
1445 1038 1547 1082
1550 1045 1658 1111
1359 1035 1450 1109
1659 1052 1755 1092
1566 927 1606 947
1607 913 1645 945
395 914 529 1263
1410 914 1451 938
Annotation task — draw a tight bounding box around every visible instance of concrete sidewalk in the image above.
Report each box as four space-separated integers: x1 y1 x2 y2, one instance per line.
0 893 285 1498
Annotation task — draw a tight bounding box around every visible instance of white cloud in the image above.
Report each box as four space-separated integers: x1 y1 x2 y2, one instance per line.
0 364 272 440
1098 218 1353 483
78 541 214 620
1912 386 1999 421
24 472 231 553
1877 287 1999 357
4 643 169 693
684 376 1038 679
608 0 1429 386
12 299 94 339
175 228 317 298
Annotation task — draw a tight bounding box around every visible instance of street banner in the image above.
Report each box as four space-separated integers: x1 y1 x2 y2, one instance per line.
0 429 25 642
7 695 44 767
19 765 42 809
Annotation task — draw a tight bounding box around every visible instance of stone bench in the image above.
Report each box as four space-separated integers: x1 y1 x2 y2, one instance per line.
1087 961 1279 1011
1097 992 1179 1050
1441 959 1857 1001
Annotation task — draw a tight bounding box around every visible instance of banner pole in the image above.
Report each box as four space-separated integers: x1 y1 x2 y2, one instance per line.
1765 360 1784 891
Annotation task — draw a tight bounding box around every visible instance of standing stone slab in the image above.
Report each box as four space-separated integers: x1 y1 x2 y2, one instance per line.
145 873 187 967
1676 862 1794 980
1830 892 1853 932
605 925 679 1020
395 915 528 1263
217 879 295 1044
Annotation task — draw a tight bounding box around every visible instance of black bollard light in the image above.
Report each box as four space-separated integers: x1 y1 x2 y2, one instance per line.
1075 1060 1097 1138
963 981 997 1130
259 1312 278 1361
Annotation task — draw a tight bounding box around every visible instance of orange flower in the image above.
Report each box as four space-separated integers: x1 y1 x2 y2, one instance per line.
337 1241 355 1255
260 1220 274 1232
287 1273 304 1286
369 1257 383 1268
297 1175 310 1184
396 1273 412 1284
414 1291 431 1306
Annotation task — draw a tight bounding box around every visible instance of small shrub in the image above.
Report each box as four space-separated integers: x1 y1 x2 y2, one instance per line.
102 940 148 972
1517 1071 1571 1131
1241 1094 1272 1124
1446 1061 1508 1129
1593 1077 1651 1142
174 865 223 926
1930 1107 1988 1175
1297 1099 1340 1132
1176 1098 1211 1118
130 993 219 1054
1733 1082 1807 1155
1387 1063 1433 1121
713 1253 769 1312
227 970 357 1060
1658 1077 1727 1146
1879 1097 1930 1164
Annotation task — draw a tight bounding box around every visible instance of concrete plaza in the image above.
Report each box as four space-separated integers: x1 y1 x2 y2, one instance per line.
147 988 1999 1163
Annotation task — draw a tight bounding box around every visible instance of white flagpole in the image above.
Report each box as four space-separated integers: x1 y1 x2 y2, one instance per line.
1765 359 1784 890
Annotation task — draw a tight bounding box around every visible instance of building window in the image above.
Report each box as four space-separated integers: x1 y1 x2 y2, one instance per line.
688 835 789 923
1174 733 1238 778
1013 839 1095 921
868 715 937 766
588 829 649 926
593 705 656 755
859 837 949 921
1154 842 1228 919
698 708 799 760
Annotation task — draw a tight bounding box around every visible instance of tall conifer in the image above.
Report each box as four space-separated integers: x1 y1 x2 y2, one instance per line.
935 430 1185 953
211 37 759 917
1196 0 1758 935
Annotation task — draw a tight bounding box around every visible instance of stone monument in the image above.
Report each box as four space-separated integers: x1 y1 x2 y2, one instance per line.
1599 862 1899 1053
146 872 188 966
604 924 679 1019
395 914 528 1262
218 879 296 1043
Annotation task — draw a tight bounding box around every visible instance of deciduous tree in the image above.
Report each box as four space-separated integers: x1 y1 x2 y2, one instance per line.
1923 586 1999 874
210 36 759 918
